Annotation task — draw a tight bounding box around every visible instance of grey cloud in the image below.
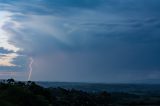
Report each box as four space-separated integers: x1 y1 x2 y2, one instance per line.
1 0 160 82
0 48 13 54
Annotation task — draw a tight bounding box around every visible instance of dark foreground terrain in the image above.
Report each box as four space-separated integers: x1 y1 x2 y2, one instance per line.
0 79 160 106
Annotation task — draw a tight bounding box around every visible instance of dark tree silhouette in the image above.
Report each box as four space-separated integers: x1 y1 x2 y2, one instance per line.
0 79 160 106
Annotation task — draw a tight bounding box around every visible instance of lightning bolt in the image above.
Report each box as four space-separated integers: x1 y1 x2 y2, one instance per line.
28 57 34 81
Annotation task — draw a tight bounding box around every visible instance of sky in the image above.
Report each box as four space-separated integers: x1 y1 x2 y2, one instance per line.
0 0 160 83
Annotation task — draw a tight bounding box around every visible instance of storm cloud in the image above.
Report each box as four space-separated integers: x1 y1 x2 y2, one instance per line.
0 0 160 82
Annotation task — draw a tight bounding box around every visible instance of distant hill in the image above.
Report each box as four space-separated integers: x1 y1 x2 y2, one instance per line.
36 81 160 93
134 78 160 84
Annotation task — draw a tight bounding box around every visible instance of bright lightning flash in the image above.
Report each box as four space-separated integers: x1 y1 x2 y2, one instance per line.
28 57 34 81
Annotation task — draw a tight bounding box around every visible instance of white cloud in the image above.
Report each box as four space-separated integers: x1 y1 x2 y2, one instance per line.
0 53 18 67
0 11 22 67
0 11 21 52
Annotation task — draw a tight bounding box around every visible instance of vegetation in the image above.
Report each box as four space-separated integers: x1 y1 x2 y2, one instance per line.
0 79 160 106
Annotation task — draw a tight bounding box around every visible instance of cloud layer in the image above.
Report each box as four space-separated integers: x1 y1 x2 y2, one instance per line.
0 0 160 82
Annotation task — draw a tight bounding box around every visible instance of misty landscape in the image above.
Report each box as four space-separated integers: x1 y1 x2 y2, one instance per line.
0 0 160 105
1 79 160 106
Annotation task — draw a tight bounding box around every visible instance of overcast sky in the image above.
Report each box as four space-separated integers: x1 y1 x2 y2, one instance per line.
0 0 160 83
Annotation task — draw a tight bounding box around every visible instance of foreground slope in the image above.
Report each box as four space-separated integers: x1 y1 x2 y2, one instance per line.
0 79 160 106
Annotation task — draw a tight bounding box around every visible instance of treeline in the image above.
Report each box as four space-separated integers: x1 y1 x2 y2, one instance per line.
0 79 160 106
